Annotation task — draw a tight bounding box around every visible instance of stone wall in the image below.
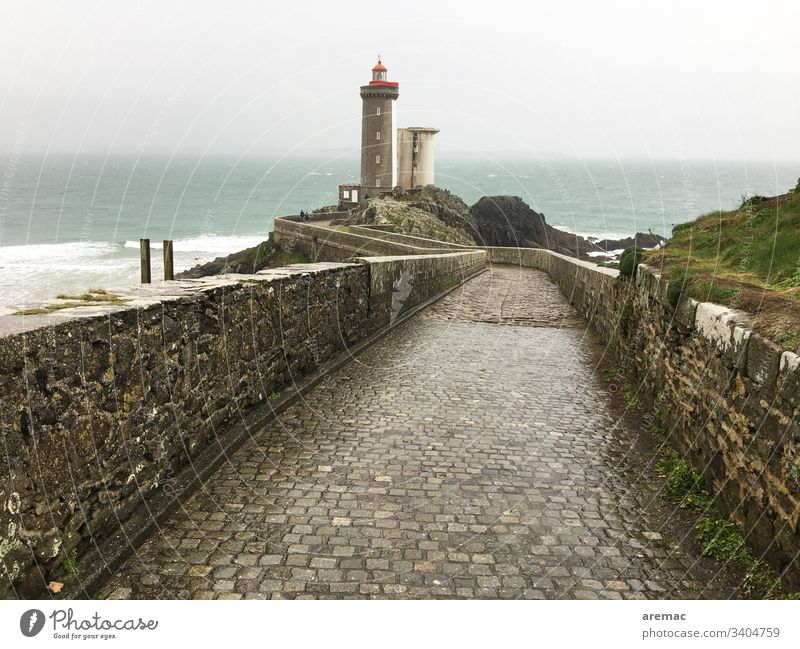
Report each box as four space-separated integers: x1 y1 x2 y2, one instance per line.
273 216 460 263
356 251 486 330
0 250 486 598
487 246 800 591
347 226 471 250
282 211 350 223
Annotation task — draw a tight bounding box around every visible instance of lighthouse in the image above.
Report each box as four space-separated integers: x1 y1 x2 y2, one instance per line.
338 58 436 208
359 58 399 196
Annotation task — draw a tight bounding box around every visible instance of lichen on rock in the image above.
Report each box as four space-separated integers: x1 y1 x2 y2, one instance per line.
346 189 476 246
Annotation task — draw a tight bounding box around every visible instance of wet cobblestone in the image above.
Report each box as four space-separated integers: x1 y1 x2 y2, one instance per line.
423 264 582 326
100 266 733 599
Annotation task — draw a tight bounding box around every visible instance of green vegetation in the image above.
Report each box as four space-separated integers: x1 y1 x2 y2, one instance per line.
227 238 308 272
597 341 800 598
740 194 768 208
656 454 712 510
665 270 687 308
695 517 782 598
620 382 642 409
617 301 632 336
13 306 69 316
775 331 800 348
62 549 79 575
597 348 800 599
271 247 309 267
55 288 128 303
268 391 280 401
608 401 799 599
695 517 747 560
643 183 800 301
13 289 130 315
693 281 739 303
618 246 644 278
643 180 800 347
654 450 796 598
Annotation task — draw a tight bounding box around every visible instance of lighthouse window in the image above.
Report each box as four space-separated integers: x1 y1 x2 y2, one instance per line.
376 107 381 116
376 131 381 140
376 179 381 187
376 155 380 164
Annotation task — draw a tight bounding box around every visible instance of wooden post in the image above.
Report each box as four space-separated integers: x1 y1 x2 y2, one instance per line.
139 239 151 284
163 239 174 280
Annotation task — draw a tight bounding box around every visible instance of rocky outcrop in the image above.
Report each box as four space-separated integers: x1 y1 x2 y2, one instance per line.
593 232 665 251
469 195 665 260
346 196 475 246
176 234 308 279
392 185 473 232
341 188 664 261
468 196 591 257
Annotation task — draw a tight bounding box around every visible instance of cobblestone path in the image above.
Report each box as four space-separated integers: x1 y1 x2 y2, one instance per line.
100 266 734 599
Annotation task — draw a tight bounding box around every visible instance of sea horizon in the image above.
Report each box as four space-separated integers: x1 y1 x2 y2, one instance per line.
1 153 797 308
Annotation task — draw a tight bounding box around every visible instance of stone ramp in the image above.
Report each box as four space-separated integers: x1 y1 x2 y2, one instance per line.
99 266 736 599
422 265 583 326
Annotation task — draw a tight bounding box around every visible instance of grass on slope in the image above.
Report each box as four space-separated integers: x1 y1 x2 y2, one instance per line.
642 180 800 350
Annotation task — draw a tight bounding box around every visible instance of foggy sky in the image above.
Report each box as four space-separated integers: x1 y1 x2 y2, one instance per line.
1 0 798 161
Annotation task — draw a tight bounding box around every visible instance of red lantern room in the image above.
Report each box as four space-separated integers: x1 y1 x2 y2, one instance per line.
372 58 386 82
369 58 398 87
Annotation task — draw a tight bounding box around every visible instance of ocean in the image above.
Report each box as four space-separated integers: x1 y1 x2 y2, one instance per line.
0 154 797 308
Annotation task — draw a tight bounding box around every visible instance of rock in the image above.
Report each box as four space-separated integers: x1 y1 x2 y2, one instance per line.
392 185 473 232
346 195 475 246
469 195 595 258
15 565 49 598
106 586 132 599
468 195 665 260
594 232 666 250
176 234 308 279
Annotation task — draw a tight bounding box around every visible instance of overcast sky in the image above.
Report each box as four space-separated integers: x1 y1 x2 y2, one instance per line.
1 0 798 160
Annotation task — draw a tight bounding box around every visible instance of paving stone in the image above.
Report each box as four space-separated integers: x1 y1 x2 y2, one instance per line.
187 565 212 578
99 266 735 600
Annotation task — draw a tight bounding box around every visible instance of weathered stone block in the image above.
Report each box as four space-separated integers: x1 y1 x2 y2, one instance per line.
730 325 751 371
745 333 782 393
694 302 736 353
675 297 698 329
778 351 800 409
